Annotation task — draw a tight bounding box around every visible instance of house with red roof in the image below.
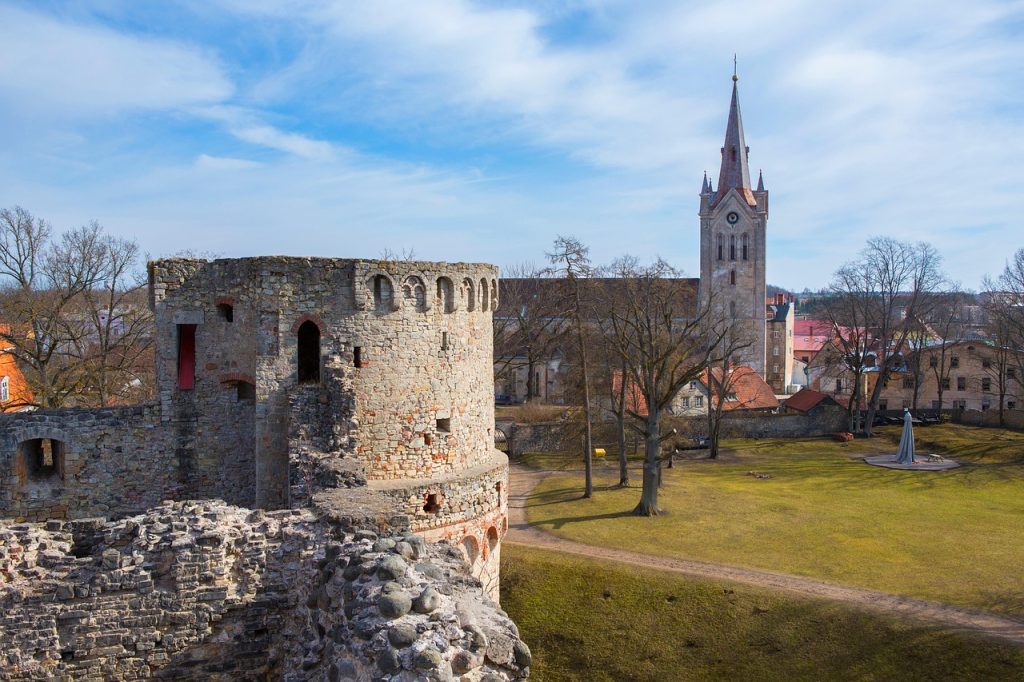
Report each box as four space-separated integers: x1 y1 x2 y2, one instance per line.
670 365 779 416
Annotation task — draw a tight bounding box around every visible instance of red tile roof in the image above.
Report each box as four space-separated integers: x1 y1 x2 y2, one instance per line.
704 366 779 412
783 388 838 414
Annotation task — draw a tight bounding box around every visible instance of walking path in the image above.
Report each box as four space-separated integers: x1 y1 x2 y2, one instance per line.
505 463 1024 645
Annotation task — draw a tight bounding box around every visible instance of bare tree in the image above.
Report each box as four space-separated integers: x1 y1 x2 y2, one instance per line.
492 263 570 403
825 237 945 435
547 236 596 498
601 257 724 516
985 248 1024 389
918 292 966 413
0 206 152 408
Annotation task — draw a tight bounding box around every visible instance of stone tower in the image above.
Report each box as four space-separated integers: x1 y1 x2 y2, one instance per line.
699 72 768 375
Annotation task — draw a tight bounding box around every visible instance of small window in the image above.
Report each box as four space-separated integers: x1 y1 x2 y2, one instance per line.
836 379 843 392
773 330 780 339
742 233 749 261
1008 401 1017 410
436 417 451 433
773 346 780 356
373 275 394 312
695 396 704 407
0 376 8 402
717 234 724 261
730 270 736 286
236 381 256 401
929 356 938 368
902 377 913 389
1008 367 1017 379
729 235 736 261
21 438 64 482
423 493 443 513
217 303 234 322
981 400 991 411
177 324 196 391
879 401 888 411
441 331 449 351
424 433 433 446
982 377 991 392
982 358 992 369
957 377 966 391
681 397 690 408
950 356 959 369
941 378 950 390
354 346 362 368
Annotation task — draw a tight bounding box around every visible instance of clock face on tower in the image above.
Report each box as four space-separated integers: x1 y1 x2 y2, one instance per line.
726 211 739 225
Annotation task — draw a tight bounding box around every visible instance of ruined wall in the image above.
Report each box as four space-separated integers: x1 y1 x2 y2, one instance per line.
0 406 178 522
0 501 530 681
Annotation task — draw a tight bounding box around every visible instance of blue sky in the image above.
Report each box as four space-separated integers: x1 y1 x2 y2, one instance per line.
1 1 1022 290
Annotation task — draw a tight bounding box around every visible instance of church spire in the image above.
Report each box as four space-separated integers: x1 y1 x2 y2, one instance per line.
756 169 764 191
716 69 752 201
701 171 709 194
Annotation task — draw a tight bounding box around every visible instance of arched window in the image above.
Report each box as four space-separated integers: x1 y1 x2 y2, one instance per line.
19 438 65 483
490 279 498 310
436 277 455 313
463 278 475 312
372 275 393 312
729 235 736 261
730 270 736 286
479 278 489 311
717 234 724 261
402 276 427 312
742 233 749 261
297 321 320 383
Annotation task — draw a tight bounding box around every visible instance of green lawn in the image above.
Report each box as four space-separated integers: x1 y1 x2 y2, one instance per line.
524 425 1024 617
501 545 1024 682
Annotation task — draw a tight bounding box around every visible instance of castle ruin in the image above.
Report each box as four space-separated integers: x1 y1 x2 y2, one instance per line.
0 257 527 680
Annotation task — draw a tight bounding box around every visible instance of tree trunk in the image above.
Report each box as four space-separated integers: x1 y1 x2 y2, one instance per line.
616 357 629 487
633 409 661 516
573 294 594 499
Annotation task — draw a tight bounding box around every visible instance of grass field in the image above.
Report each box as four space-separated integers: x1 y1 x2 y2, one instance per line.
500 545 1024 681
523 425 1024 616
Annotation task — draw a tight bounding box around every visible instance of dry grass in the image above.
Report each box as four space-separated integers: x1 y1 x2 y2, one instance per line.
525 425 1024 617
501 545 1024 681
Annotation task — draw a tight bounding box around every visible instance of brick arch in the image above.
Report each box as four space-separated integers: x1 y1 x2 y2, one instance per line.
10 426 76 454
219 372 256 386
214 296 235 306
485 525 499 556
290 314 326 335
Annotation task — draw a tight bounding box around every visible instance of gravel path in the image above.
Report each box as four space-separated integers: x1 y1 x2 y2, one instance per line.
505 463 1024 646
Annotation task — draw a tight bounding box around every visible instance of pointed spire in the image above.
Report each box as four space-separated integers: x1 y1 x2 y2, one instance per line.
715 69 752 201
701 171 709 194
756 169 764 192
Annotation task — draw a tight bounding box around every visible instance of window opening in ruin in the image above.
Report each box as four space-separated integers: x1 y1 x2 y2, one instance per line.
423 493 443 513
297 320 321 383
463 278 475 312
437 277 455 313
479 278 489 311
487 526 499 553
495 481 502 496
236 381 256 401
0 376 7 402
436 417 451 433
177 324 196 391
21 438 64 482
461 535 479 564
354 346 362 368
424 433 433 446
730 270 736 286
441 331 449 351
217 303 234 322
372 275 394 312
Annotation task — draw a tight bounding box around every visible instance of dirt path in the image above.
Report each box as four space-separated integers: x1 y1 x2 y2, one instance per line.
505 464 1024 646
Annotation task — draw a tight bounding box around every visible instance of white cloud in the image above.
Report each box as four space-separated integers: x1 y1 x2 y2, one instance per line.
195 154 263 171
0 5 232 116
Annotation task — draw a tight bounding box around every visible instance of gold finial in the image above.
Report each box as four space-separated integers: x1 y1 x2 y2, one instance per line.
733 54 738 82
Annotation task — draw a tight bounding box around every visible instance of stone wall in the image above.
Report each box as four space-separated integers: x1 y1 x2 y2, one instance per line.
0 406 178 522
0 501 529 681
506 408 850 457
951 408 1024 430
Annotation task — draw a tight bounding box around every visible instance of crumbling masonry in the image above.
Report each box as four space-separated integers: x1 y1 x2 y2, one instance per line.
0 257 526 680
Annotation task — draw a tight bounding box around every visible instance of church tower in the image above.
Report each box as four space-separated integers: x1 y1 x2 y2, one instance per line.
699 70 768 375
